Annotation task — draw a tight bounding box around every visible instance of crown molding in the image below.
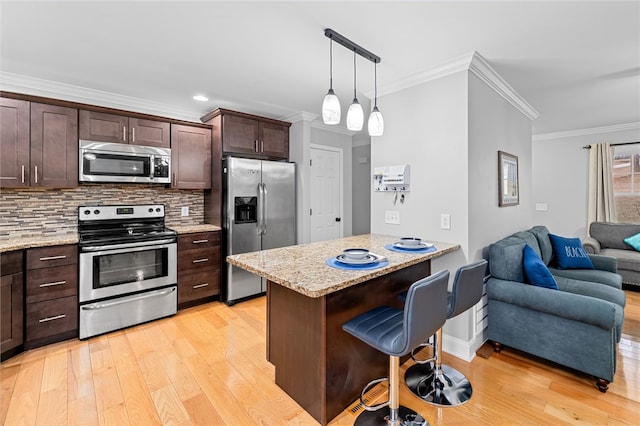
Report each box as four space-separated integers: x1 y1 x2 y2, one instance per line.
0 72 200 122
309 120 358 136
280 111 318 123
532 122 640 141
365 51 539 121
467 52 539 120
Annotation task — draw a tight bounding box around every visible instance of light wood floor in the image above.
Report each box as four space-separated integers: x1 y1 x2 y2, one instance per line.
2 289 638 425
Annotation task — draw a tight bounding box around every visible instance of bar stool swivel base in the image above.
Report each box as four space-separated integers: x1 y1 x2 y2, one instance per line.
354 406 427 426
404 363 472 407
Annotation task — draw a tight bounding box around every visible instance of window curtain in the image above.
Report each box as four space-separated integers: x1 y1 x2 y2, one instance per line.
587 142 616 230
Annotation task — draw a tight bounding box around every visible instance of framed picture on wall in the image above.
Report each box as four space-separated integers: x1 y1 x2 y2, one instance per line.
498 150 519 207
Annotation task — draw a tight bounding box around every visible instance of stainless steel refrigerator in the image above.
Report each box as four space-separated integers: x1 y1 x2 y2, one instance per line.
223 157 296 304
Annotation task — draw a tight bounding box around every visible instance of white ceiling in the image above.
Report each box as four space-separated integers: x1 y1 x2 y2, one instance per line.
1 1 638 136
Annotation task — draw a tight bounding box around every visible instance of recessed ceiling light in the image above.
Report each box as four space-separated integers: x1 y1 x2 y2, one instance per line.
193 95 208 102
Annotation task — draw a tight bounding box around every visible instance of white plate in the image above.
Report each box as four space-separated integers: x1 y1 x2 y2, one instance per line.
393 241 433 250
335 253 382 265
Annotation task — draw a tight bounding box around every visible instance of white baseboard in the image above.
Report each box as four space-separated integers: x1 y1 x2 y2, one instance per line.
442 332 487 363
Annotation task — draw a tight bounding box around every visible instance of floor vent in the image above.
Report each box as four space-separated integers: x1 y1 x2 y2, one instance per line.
348 386 385 415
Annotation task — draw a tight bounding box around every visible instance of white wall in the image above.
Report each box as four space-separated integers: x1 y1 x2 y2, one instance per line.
352 143 371 235
371 65 534 361
532 126 640 237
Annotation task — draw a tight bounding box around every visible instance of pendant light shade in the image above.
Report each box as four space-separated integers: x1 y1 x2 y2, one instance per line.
367 62 384 136
368 106 384 136
322 40 341 125
347 99 364 131
346 51 363 131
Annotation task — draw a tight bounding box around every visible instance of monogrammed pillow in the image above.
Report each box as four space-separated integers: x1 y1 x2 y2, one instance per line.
548 233 595 270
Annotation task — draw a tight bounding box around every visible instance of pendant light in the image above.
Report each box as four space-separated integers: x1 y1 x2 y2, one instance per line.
346 51 364 131
322 39 341 125
367 62 384 136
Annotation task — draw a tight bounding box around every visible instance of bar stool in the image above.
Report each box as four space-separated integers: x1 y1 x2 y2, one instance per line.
342 270 449 426
404 260 487 407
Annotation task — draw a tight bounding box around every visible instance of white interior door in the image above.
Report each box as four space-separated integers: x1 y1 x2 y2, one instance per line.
310 146 342 242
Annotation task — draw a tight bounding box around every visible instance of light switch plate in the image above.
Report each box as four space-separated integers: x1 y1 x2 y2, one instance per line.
440 213 451 230
385 211 400 224
535 203 548 211
181 206 189 217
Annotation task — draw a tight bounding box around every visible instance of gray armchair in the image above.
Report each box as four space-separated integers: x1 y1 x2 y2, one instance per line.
583 222 640 288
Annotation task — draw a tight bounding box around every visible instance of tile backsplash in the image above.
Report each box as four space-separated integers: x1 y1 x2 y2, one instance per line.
0 185 205 238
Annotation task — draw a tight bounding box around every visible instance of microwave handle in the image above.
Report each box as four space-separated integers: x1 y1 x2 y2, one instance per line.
150 155 156 179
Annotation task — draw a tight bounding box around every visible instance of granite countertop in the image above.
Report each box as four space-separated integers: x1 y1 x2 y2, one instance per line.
226 234 460 298
0 224 222 253
0 234 79 253
169 224 222 234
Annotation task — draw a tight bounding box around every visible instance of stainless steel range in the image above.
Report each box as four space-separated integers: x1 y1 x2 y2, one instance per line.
78 204 177 339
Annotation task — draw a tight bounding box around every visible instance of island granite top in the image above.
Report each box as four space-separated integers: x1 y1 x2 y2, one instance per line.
226 234 460 298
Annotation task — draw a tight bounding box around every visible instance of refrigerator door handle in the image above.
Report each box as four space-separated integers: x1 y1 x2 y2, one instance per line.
262 183 268 235
257 182 265 235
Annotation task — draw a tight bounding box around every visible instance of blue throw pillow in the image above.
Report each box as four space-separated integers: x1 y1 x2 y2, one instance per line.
623 233 640 251
523 244 558 290
548 233 594 270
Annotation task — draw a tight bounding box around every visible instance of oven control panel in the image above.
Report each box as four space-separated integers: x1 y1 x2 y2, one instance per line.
79 204 165 221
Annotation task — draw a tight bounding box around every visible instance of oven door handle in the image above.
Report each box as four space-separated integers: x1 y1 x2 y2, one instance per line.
81 287 176 310
81 238 176 252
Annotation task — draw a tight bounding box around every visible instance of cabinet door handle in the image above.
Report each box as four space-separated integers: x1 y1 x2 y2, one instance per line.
261 140 264 152
34 166 38 183
192 283 209 289
39 314 66 323
172 173 176 186
39 255 66 261
192 258 209 264
21 165 25 183
123 126 127 142
254 140 259 152
132 127 135 142
192 239 209 244
39 280 66 288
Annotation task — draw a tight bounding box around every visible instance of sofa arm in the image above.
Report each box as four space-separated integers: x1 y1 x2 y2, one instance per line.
486 278 616 330
582 237 601 254
588 254 618 273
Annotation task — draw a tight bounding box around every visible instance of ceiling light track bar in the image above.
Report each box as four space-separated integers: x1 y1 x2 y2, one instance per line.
324 28 380 64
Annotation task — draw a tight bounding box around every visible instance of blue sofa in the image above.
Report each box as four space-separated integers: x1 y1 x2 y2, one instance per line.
486 225 625 392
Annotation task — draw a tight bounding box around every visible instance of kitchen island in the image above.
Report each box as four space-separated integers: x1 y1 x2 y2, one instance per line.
227 234 459 425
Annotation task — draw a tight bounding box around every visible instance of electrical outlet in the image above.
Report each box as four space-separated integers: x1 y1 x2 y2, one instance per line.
181 206 189 217
440 213 451 230
385 210 400 224
535 203 548 211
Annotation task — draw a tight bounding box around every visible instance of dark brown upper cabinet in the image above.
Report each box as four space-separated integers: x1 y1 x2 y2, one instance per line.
0 98 78 188
79 110 170 148
171 124 212 189
202 109 290 160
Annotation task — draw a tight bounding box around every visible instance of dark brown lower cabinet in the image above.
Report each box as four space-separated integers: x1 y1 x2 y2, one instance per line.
1 250 24 361
25 244 78 349
177 231 221 308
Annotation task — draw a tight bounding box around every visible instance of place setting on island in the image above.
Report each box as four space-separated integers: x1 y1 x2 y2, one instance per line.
326 236 436 270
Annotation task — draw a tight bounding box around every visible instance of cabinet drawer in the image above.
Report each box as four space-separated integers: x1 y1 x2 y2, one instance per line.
26 263 77 303
178 246 220 272
178 231 220 248
1 250 23 276
27 245 77 269
178 269 221 304
26 295 78 342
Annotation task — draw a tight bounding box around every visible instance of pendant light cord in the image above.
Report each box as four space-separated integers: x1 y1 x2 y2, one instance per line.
374 63 378 108
329 40 333 90
353 51 357 100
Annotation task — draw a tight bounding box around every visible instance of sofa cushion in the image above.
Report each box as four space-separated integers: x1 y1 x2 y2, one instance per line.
489 236 527 282
549 234 594 270
549 267 622 289
590 222 640 250
554 276 626 308
512 231 542 257
523 245 558 290
529 225 553 265
623 232 640 251
602 247 640 271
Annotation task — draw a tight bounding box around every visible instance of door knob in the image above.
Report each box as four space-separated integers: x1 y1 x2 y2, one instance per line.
335 217 341 222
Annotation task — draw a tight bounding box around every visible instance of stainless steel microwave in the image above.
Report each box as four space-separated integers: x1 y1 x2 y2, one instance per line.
79 140 171 184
